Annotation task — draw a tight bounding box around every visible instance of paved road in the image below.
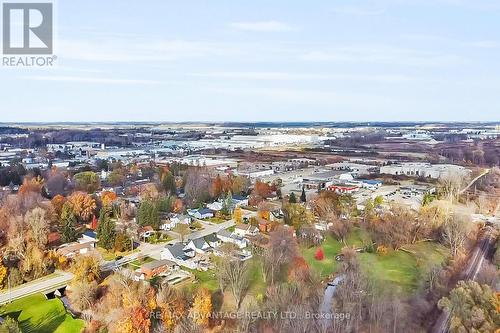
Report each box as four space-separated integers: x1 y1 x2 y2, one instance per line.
0 271 73 305
460 168 490 195
430 228 496 333
102 218 236 271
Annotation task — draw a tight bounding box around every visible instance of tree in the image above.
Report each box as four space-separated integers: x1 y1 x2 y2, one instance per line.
184 168 211 207
61 204 78 243
114 232 132 252
288 192 297 203
51 194 66 217
101 191 117 207
264 226 298 284
70 255 100 283
438 281 500 333
162 170 177 195
300 187 307 203
0 262 7 289
136 199 160 229
233 206 243 223
439 171 467 202
68 280 98 313
106 169 126 187
216 258 249 308
191 288 212 327
156 284 188 330
0 316 22 333
44 168 67 197
282 202 313 231
328 213 351 243
210 175 224 198
25 207 49 250
73 171 100 193
314 247 324 261
174 223 190 243
221 191 233 215
97 208 116 250
442 213 470 257
66 191 96 222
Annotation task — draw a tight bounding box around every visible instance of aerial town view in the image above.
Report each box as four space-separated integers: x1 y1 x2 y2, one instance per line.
0 1 499 333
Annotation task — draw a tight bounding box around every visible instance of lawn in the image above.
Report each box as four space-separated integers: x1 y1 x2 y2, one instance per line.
182 258 266 297
300 228 450 293
97 247 138 261
0 294 85 333
358 242 449 292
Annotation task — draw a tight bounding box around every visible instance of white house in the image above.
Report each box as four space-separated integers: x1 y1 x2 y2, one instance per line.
185 237 212 254
188 208 214 219
206 201 224 212
160 243 197 270
217 229 247 249
233 224 259 238
160 214 191 231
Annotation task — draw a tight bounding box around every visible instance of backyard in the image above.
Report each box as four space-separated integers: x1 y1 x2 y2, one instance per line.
301 228 450 293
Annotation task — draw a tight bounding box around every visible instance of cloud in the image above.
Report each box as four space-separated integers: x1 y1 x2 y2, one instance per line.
27 75 160 85
229 20 295 32
191 71 417 83
300 45 466 67
464 40 498 48
57 38 240 63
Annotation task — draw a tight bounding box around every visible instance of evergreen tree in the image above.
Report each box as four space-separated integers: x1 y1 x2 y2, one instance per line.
61 209 78 243
137 199 161 229
289 192 297 203
96 208 116 250
222 191 233 215
300 187 307 203
162 171 176 195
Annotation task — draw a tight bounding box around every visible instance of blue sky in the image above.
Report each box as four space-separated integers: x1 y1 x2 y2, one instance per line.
1 0 500 122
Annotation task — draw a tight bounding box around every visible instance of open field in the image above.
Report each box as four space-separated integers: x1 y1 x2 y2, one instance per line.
0 294 85 333
301 228 450 293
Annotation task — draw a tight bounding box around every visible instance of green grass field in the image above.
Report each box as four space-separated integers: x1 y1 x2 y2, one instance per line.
301 228 450 293
0 294 85 333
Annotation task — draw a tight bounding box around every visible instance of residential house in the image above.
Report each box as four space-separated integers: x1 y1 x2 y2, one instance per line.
160 214 191 231
57 241 95 258
216 229 247 249
81 230 98 243
233 224 259 238
139 259 179 280
232 195 249 207
160 243 197 270
185 237 212 254
188 208 214 219
204 233 222 248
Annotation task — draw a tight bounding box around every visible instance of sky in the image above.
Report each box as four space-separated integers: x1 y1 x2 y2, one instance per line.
1 0 500 122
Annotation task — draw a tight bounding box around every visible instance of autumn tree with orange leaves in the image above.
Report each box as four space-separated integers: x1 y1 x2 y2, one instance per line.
101 191 118 207
191 288 212 327
66 191 96 222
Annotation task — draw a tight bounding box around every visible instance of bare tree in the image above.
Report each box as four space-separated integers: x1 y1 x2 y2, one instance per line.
68 280 98 316
25 207 49 250
441 213 470 257
264 226 298 285
439 171 468 202
218 258 249 308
